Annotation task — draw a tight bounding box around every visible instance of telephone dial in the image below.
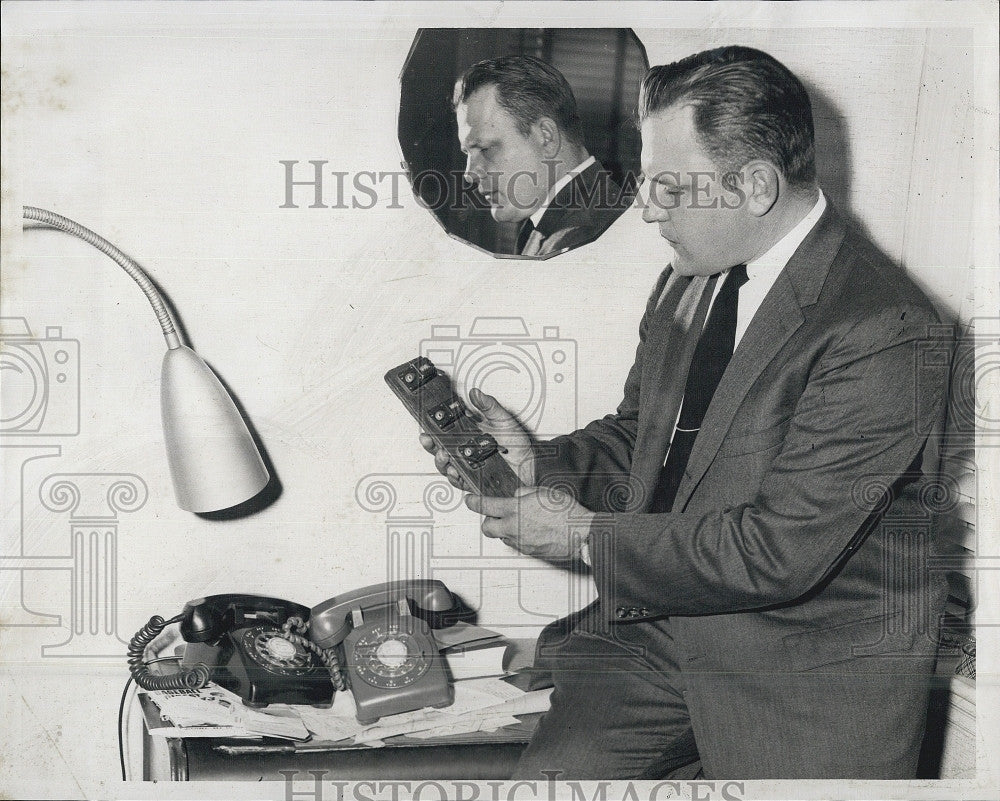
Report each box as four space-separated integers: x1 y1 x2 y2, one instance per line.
128 580 458 724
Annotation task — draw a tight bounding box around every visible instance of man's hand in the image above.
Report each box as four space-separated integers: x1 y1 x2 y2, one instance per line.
419 388 536 489
466 486 595 564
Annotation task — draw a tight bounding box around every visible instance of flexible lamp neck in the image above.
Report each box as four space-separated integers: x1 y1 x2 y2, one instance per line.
22 206 181 350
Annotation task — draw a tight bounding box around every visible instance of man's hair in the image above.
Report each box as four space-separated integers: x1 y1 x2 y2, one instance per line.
638 46 816 187
454 55 585 146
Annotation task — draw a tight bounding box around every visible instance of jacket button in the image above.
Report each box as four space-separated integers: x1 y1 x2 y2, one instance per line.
615 606 628 618
637 608 650 617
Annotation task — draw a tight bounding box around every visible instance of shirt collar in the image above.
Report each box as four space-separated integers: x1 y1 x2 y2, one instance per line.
745 189 827 282
530 155 596 227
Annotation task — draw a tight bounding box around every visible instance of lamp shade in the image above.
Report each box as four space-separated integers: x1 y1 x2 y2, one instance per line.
161 345 269 512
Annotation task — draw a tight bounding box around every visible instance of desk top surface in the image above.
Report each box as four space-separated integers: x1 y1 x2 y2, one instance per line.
141 637 543 753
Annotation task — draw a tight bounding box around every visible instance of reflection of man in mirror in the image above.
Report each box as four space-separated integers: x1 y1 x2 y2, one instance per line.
454 56 631 258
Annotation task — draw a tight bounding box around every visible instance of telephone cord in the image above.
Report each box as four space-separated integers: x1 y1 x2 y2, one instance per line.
280 617 348 691
127 615 212 691
118 656 183 782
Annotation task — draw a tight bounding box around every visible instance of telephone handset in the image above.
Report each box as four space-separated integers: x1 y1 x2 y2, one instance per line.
309 580 455 724
128 581 458 723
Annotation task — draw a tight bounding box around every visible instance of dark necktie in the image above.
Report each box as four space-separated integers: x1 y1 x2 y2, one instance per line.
516 218 536 254
651 264 749 512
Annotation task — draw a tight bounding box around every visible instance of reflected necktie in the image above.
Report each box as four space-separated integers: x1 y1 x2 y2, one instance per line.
516 218 536 254
650 264 749 513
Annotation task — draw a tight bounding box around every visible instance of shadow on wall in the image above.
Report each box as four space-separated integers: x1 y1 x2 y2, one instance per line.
810 78 961 325
809 79 870 245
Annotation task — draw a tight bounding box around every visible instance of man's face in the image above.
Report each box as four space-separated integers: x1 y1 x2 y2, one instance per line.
456 85 552 224
640 104 753 276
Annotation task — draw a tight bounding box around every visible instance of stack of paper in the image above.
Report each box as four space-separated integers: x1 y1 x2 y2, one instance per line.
142 685 310 740
407 685 554 740
288 677 552 746
436 621 510 681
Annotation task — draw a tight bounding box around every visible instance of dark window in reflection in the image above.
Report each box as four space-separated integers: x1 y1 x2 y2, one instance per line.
399 29 647 258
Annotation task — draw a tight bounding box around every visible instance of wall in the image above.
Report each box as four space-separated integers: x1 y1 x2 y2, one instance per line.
1 2 996 799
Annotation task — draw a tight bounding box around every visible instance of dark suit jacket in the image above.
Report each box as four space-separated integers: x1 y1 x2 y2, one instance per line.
521 159 632 258
533 202 951 777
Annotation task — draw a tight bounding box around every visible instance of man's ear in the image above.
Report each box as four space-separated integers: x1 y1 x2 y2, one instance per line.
535 117 562 158
743 160 781 217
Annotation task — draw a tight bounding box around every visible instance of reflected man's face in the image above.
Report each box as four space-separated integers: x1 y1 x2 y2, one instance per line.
640 103 753 276
456 85 552 224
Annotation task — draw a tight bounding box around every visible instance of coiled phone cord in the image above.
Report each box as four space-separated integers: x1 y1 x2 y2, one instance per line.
127 614 212 691
281 617 348 691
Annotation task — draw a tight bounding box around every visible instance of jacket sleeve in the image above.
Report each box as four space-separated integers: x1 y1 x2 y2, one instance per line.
588 302 950 615
532 270 668 512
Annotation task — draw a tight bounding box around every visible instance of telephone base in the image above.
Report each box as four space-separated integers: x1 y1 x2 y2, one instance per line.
218 626 335 708
344 609 454 725
354 677 453 726
218 673 333 709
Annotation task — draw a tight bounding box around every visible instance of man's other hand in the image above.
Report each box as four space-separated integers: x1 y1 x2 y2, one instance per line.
418 388 536 488
466 486 594 564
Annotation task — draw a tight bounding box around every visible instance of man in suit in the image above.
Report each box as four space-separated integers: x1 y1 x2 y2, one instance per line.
424 46 950 778
454 56 631 257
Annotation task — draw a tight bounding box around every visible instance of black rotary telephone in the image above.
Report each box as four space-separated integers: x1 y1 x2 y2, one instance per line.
128 581 458 723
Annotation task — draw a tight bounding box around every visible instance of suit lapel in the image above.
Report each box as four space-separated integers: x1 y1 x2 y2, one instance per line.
631 271 716 508
528 160 620 249
672 203 848 510
672 274 803 510
521 228 546 257
527 168 594 254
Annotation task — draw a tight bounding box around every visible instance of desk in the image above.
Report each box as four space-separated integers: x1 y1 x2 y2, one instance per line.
140 638 540 781
138 636 972 780
142 714 538 781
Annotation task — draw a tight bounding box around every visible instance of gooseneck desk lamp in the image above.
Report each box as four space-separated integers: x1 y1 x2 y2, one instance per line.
22 206 270 513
